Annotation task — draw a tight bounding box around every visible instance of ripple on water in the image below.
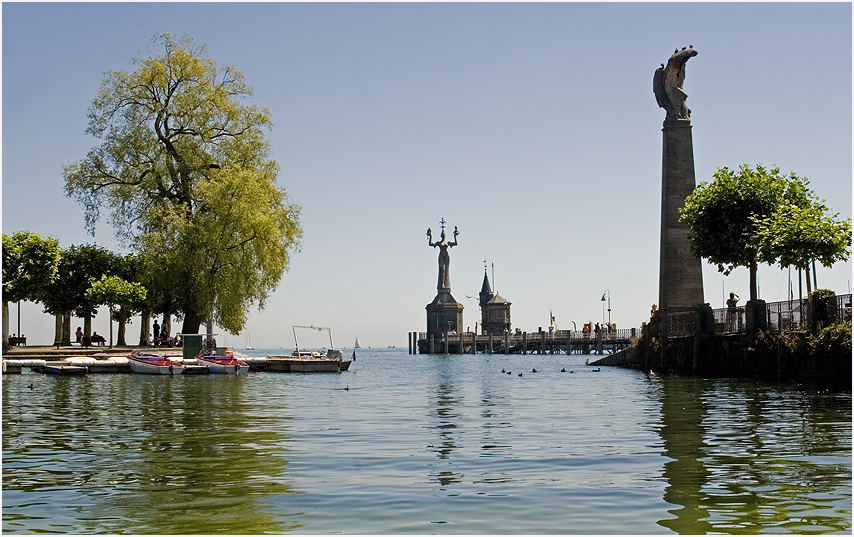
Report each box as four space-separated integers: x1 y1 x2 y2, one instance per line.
3 350 851 534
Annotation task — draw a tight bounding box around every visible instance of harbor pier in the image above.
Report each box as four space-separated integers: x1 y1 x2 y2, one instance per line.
412 328 637 355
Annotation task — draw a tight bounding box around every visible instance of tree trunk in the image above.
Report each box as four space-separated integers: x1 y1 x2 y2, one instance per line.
749 260 758 302
54 314 63 345
117 311 128 347
61 312 72 346
181 307 202 335
108 306 114 347
2 301 9 351
805 264 813 295
139 309 151 346
83 315 92 338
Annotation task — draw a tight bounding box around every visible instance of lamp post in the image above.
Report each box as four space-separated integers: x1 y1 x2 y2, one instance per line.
601 290 611 328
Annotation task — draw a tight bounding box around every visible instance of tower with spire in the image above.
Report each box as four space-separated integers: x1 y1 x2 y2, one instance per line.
479 268 511 336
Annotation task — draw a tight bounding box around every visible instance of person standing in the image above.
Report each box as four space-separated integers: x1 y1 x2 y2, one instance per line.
153 319 160 344
726 292 740 332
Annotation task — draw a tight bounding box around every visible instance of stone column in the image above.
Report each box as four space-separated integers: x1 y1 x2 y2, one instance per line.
659 118 704 312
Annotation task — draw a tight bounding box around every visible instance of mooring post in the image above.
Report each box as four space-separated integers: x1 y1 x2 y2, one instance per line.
444 334 449 354
566 331 572 355
522 332 527 354
459 331 464 354
430 334 435 354
503 331 509 354
488 333 493 354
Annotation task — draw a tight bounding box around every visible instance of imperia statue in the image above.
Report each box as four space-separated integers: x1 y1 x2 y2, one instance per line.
427 220 459 291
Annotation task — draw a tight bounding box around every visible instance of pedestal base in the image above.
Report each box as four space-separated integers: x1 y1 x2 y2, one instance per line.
426 291 464 341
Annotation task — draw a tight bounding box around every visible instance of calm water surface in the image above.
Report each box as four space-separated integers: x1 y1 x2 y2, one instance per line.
3 349 851 534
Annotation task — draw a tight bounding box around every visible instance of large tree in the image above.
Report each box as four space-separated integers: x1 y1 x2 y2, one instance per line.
2 231 61 348
680 164 847 302
64 33 301 335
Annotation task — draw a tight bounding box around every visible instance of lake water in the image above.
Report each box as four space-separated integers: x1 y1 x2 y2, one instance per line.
3 348 851 534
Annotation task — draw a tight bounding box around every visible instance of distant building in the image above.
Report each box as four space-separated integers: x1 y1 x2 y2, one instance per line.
479 271 511 335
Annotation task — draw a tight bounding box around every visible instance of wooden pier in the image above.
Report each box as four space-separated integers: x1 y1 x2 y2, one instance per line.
408 328 638 355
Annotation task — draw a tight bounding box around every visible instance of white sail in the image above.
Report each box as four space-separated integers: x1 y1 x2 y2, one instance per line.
354 337 361 349
245 327 254 350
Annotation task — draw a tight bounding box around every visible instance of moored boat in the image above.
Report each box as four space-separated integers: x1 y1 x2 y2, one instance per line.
197 350 249 375
128 352 184 375
267 326 352 372
44 363 88 375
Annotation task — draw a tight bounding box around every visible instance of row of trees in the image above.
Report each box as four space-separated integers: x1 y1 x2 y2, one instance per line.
3 33 303 350
680 164 851 305
3 232 156 347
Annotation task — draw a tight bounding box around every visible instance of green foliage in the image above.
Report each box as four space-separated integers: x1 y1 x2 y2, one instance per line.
809 321 852 360
2 231 61 304
41 244 122 317
753 201 851 272
680 164 849 302
679 164 806 275
809 289 841 332
86 275 147 312
63 33 301 333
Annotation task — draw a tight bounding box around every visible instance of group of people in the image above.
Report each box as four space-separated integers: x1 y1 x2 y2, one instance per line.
152 319 176 347
75 327 105 346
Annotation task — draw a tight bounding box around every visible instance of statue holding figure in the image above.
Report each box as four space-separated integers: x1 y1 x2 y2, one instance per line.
427 219 459 291
654 46 698 120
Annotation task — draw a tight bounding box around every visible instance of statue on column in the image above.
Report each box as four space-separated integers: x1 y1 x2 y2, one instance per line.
654 46 698 120
427 219 459 291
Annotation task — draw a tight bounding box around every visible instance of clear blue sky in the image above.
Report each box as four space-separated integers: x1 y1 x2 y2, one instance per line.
3 3 851 349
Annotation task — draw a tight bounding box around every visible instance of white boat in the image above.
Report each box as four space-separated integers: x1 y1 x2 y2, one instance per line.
197 351 250 375
128 352 184 375
354 337 361 349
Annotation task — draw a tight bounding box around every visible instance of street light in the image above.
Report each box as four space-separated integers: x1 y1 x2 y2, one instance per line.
601 289 611 328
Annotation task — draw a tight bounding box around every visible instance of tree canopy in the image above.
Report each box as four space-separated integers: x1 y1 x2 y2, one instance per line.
87 275 147 346
680 164 850 301
2 231 61 304
63 33 302 335
2 231 61 347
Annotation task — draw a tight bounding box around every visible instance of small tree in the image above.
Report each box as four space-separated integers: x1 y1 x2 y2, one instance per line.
752 201 851 294
2 231 61 348
41 244 122 345
86 275 147 347
680 165 815 303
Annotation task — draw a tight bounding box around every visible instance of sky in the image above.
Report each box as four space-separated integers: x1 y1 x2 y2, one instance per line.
2 2 852 350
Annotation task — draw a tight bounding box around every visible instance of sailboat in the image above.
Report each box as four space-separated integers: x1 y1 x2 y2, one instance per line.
354 337 361 349
245 327 254 350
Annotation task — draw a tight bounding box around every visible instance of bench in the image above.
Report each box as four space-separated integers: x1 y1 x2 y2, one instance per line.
8 336 26 346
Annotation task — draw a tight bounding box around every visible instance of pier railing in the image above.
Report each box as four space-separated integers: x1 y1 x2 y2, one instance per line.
417 328 638 344
413 327 640 354
666 293 852 337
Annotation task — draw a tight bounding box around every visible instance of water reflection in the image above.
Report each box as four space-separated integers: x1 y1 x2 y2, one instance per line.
656 376 852 534
656 377 713 534
3 375 300 534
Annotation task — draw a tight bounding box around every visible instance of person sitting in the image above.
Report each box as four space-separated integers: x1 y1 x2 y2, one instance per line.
91 331 106 346
76 327 83 344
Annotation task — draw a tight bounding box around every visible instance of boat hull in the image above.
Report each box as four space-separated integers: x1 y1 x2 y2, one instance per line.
44 364 88 375
266 356 343 372
197 356 249 375
128 354 184 375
